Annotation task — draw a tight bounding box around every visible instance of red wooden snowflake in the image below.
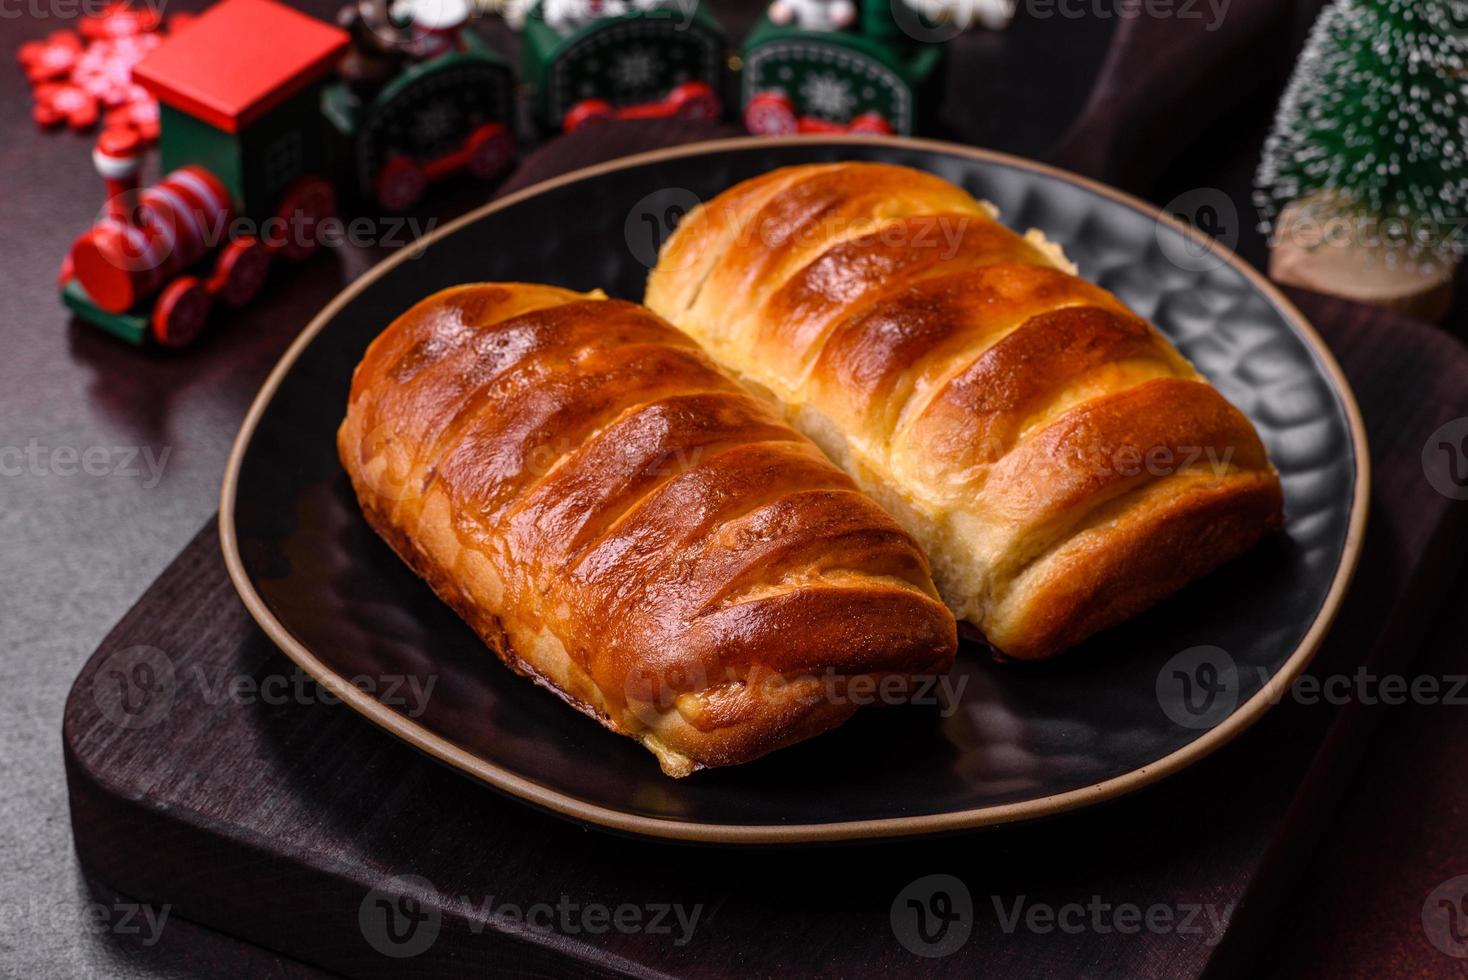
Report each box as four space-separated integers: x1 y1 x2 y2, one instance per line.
17 29 83 83
72 33 160 107
79 2 163 41
104 91 160 141
18 4 165 137
32 81 100 130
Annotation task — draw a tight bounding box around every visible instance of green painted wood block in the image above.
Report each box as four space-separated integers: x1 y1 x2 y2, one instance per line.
62 279 150 346
157 82 335 222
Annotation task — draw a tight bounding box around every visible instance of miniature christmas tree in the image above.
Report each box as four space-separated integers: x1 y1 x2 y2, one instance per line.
1255 0 1468 318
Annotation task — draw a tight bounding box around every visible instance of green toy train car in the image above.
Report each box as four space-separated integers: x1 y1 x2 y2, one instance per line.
323 25 516 209
740 0 944 134
59 0 519 347
61 0 351 346
520 3 728 133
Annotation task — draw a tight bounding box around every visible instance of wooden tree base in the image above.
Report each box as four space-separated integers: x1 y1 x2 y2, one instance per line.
1269 199 1457 322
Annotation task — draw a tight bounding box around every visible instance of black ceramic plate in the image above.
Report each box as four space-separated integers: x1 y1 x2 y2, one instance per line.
222 137 1367 844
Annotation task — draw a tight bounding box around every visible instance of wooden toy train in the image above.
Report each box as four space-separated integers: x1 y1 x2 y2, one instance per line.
59 0 958 346
59 0 522 345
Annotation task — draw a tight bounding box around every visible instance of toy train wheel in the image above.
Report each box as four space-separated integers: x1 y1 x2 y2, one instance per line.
848 112 893 135
211 236 270 307
563 100 614 134
275 176 336 262
151 275 210 348
667 82 720 122
465 123 515 181
745 91 798 135
374 156 426 212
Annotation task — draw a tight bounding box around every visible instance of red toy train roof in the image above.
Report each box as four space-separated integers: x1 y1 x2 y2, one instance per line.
132 0 349 133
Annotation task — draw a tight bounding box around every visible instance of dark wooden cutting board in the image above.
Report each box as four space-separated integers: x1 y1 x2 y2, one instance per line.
62 289 1468 979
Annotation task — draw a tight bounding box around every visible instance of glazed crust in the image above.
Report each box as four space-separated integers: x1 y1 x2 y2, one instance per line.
646 163 1284 660
338 283 957 776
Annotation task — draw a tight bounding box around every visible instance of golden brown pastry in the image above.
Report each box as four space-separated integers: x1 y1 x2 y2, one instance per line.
338 283 957 776
646 163 1284 661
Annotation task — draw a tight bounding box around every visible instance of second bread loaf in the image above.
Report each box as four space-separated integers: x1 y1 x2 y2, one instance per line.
646 163 1285 660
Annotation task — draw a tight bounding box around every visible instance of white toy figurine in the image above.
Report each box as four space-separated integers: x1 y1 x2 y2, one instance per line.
767 0 856 31
542 0 616 29
388 0 471 54
475 0 532 28
484 0 675 32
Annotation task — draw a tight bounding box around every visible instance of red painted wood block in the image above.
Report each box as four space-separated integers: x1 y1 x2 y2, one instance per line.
131 0 349 134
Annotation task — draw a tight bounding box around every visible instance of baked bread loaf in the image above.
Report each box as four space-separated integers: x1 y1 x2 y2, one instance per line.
338 283 957 776
646 163 1284 660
